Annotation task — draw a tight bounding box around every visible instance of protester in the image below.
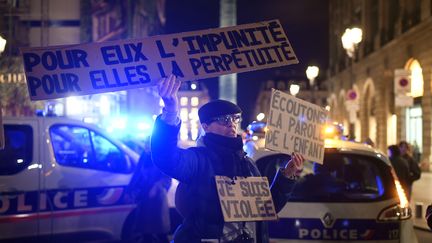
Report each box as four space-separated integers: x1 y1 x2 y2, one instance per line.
399 141 421 199
127 139 172 243
151 74 304 243
387 145 410 197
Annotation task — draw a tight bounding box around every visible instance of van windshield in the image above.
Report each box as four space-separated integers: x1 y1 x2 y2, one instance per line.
289 151 395 202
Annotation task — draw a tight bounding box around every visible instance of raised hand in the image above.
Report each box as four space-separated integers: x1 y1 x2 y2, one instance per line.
157 74 181 112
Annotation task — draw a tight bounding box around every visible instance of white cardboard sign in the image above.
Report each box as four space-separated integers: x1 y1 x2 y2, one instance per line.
20 20 298 100
266 89 328 163
215 176 277 222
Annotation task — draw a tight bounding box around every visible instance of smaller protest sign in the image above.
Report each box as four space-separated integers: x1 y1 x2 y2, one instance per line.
265 89 328 163
215 176 277 222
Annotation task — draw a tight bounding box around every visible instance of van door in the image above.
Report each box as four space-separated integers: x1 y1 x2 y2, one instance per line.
42 122 136 240
0 120 42 240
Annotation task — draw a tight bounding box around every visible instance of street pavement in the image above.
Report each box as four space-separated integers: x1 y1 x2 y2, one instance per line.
411 171 432 230
412 171 432 242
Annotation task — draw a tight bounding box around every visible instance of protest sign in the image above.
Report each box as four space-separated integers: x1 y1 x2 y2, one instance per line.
20 19 298 100
215 175 277 222
265 89 328 163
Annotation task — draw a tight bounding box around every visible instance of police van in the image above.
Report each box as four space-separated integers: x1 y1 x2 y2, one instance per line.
0 116 141 242
252 139 418 243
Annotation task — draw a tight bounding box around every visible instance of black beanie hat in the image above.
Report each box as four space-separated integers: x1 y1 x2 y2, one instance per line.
198 99 242 124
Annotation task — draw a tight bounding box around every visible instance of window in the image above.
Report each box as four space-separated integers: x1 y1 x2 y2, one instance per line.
257 151 394 203
180 97 188 106
50 125 132 173
191 97 199 106
406 105 422 153
290 152 392 202
0 125 33 175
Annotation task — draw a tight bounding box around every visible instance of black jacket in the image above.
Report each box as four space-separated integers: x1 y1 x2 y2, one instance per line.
151 116 296 242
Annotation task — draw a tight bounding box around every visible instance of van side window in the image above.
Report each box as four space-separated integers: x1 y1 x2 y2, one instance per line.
50 125 131 173
0 125 33 175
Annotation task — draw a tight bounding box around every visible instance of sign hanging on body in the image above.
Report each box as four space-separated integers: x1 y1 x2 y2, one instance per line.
215 176 277 222
266 89 328 163
20 20 298 101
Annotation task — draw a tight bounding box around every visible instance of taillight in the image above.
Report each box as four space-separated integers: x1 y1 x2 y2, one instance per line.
377 168 411 221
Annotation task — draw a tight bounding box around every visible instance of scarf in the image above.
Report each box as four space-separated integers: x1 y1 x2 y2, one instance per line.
203 133 250 178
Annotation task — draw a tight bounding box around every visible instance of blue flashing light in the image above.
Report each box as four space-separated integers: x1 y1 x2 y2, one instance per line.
342 219 349 227
102 115 154 140
376 175 384 196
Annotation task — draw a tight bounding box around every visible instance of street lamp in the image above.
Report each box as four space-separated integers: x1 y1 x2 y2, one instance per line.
341 27 362 140
306 66 319 87
0 35 6 55
289 84 300 96
306 65 319 103
341 27 362 59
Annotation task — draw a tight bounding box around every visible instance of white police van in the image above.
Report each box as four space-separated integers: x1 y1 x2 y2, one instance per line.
252 139 418 243
0 116 140 242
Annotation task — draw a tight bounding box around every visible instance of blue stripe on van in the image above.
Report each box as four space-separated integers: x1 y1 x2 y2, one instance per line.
0 186 131 216
269 218 400 241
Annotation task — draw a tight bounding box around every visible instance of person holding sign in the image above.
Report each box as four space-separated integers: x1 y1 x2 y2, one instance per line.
151 74 304 243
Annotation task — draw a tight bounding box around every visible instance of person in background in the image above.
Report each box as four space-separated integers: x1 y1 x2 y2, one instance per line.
151 74 304 243
127 138 172 243
387 145 410 199
364 137 375 147
399 141 421 200
426 204 432 230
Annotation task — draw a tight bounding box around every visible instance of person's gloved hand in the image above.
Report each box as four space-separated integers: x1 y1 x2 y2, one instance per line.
281 152 304 179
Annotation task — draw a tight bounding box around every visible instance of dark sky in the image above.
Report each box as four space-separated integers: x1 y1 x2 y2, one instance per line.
164 0 329 127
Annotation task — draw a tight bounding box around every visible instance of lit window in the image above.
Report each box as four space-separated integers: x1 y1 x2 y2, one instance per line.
180 108 188 121
100 95 110 115
189 108 199 120
191 128 198 140
66 97 84 115
191 97 199 106
180 127 189 141
180 97 188 106
190 120 198 129
408 60 423 97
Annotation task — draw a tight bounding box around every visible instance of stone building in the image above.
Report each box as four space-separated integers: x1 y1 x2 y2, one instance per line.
325 0 432 169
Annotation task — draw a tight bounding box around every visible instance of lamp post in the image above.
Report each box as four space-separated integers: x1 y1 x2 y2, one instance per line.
289 84 300 96
341 27 362 140
306 65 319 103
0 35 6 55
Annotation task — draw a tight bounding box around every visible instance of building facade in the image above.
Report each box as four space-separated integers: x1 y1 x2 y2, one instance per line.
326 0 432 170
0 0 165 119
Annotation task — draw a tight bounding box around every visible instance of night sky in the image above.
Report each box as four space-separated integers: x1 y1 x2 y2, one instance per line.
164 0 329 127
